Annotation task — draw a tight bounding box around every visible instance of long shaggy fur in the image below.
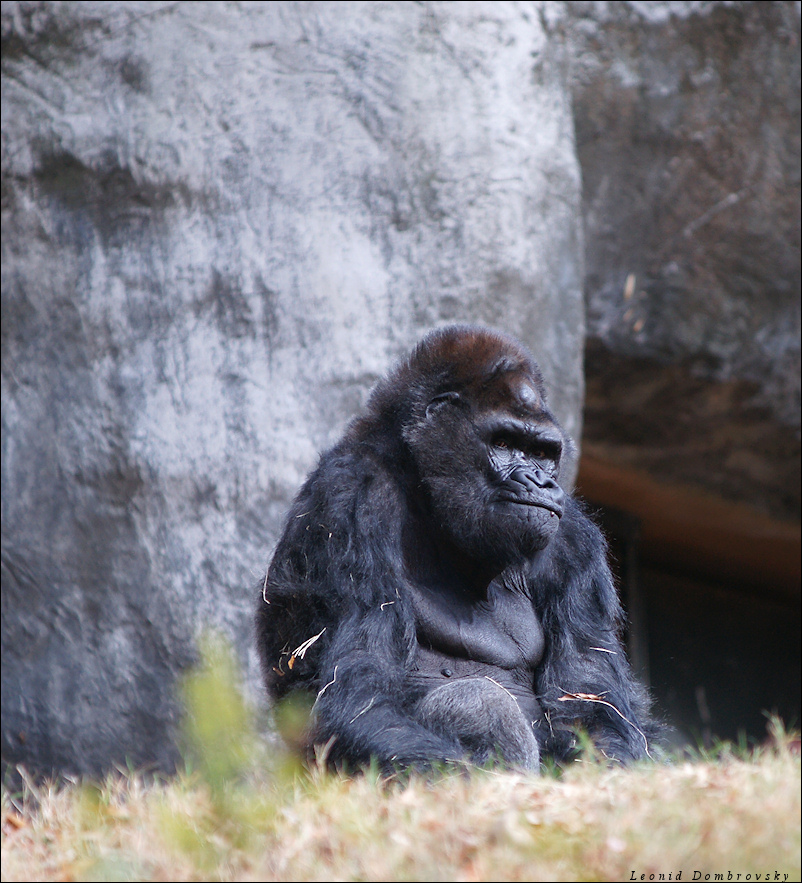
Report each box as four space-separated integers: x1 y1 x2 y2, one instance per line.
256 325 658 771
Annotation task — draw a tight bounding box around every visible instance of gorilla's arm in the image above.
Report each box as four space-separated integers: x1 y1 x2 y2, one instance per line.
257 446 464 771
529 497 657 762
312 622 466 770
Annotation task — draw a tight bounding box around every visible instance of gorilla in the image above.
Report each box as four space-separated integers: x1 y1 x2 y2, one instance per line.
256 325 657 773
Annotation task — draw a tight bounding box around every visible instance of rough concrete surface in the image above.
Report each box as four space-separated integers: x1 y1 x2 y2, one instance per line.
1 1 584 775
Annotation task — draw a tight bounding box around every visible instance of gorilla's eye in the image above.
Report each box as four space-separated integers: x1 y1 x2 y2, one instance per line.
492 437 523 457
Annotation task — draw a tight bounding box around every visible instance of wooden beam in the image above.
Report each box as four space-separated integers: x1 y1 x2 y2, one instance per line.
576 452 801 598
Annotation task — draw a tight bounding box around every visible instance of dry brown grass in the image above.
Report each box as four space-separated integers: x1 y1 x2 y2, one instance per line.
2 741 800 883
3 640 799 882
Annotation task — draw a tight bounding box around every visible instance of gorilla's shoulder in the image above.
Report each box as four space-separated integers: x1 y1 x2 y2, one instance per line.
533 494 610 582
295 437 407 524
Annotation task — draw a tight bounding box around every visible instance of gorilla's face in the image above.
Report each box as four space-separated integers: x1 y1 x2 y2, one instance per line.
405 371 566 570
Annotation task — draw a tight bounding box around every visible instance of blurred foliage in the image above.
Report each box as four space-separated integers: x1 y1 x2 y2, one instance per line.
179 631 260 796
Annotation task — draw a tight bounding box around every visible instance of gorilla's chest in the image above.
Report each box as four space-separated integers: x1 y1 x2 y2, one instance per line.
408 580 544 671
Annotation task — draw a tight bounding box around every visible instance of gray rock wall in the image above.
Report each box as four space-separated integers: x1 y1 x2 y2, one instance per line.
1 1 585 775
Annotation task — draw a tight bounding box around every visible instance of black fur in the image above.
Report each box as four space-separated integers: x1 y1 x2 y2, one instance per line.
256 325 658 772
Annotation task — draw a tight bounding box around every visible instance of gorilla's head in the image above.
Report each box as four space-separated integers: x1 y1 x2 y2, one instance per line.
363 326 570 570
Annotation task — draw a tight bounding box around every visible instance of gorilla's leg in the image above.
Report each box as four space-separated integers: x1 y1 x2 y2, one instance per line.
415 678 540 770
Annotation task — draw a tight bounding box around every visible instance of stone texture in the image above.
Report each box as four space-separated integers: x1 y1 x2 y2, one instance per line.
1 1 584 775
569 0 801 519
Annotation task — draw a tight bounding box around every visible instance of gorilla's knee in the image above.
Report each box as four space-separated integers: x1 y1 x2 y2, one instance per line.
416 678 540 771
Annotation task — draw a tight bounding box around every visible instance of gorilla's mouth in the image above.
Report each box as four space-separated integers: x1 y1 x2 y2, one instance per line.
497 496 563 518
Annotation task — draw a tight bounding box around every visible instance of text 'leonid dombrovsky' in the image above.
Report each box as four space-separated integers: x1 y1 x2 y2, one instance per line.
629 873 791 881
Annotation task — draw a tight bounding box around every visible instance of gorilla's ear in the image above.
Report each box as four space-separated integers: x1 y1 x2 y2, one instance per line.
425 391 461 420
